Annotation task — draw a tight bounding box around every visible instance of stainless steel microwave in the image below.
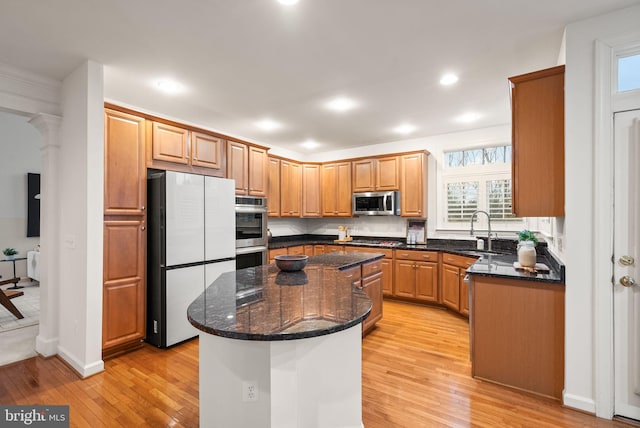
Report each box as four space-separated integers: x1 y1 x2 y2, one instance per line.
352 191 400 216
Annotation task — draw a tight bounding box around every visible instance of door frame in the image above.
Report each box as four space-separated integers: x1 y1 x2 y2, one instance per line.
594 34 640 419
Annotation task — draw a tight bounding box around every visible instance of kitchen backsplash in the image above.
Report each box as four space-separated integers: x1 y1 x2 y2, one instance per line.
268 217 409 239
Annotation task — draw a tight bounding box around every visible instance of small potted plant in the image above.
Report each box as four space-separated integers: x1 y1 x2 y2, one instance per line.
3 247 18 260
516 230 537 267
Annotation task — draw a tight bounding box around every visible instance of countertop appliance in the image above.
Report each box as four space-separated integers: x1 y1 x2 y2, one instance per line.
235 196 268 269
353 191 400 216
147 170 236 348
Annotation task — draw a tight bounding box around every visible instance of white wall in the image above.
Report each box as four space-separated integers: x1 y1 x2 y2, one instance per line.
563 3 640 414
0 111 41 279
56 60 104 377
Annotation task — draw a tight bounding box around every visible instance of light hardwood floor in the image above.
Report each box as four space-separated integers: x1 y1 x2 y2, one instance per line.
0 300 630 427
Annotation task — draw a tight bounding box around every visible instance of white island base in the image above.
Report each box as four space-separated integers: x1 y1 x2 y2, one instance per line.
199 324 364 428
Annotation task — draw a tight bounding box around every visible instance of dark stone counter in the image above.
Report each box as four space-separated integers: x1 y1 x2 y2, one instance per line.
268 235 565 284
187 251 384 341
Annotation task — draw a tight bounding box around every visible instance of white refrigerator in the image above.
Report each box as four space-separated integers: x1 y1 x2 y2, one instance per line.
147 170 236 347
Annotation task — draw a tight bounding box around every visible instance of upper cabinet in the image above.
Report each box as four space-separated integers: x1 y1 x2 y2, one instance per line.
509 65 565 217
400 152 428 217
149 120 225 177
321 162 352 217
248 146 268 196
267 156 281 217
352 156 400 192
191 131 224 170
104 109 146 216
280 160 302 217
302 164 322 217
227 141 268 196
152 122 189 165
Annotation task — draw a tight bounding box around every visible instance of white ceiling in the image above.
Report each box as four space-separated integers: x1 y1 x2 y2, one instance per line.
1 0 639 154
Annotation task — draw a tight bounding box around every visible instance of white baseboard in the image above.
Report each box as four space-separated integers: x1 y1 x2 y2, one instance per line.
563 391 596 414
35 334 58 357
57 346 104 378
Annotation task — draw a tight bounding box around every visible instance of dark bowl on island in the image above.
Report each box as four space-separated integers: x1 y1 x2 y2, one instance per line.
274 255 308 272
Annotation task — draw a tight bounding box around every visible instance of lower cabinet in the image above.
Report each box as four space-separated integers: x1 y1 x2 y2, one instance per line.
440 253 477 317
471 276 564 399
103 219 146 355
361 271 383 333
393 250 439 303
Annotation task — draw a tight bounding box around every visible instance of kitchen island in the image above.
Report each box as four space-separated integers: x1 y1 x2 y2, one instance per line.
188 251 384 428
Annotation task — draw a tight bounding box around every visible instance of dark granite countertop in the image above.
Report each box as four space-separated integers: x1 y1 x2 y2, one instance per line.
187 251 383 341
268 235 565 284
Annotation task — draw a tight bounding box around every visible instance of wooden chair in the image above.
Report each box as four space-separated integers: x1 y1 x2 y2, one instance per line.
0 278 24 319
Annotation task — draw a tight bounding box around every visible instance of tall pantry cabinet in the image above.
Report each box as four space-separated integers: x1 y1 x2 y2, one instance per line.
103 108 147 357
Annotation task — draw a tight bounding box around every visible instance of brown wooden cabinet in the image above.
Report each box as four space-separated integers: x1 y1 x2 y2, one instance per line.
248 146 268 196
471 276 565 399
267 157 281 217
321 162 352 217
104 109 146 216
441 264 462 311
440 252 477 317
102 219 146 352
302 164 321 217
280 160 302 217
103 108 147 356
400 152 428 217
352 156 400 192
376 156 400 191
393 250 438 303
343 247 393 296
509 65 565 217
227 141 268 196
146 119 225 176
227 141 248 194
361 271 383 333
152 122 189 165
190 131 224 170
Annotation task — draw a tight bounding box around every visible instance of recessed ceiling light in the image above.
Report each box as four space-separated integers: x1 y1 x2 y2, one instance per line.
456 112 481 123
155 79 183 94
256 119 282 131
326 97 356 113
301 140 320 150
278 0 299 4
393 123 417 135
440 73 459 86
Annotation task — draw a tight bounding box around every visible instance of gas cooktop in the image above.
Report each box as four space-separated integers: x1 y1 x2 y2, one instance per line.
348 240 404 247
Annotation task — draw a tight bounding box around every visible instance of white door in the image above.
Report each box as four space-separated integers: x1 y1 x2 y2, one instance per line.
165 171 205 266
166 265 203 346
614 109 640 420
204 176 236 261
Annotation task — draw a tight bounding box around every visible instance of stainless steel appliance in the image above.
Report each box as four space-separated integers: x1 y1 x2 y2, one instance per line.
147 170 236 348
236 246 268 269
353 191 400 216
235 196 268 268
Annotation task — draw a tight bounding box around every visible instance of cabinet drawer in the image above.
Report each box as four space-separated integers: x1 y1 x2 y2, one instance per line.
394 249 438 262
342 265 362 282
362 259 383 277
346 246 392 258
441 252 477 268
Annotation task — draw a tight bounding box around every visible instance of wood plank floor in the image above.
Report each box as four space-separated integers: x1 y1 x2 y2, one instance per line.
0 300 630 427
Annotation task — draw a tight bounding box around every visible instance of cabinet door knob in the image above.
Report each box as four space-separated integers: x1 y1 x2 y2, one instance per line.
141 205 145 211
141 226 146 231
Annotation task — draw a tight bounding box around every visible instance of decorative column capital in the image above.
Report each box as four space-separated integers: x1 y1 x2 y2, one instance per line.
29 113 62 148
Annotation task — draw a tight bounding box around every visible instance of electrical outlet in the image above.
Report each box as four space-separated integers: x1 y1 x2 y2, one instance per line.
242 381 258 402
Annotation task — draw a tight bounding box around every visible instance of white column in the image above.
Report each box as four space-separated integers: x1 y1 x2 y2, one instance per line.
28 113 61 357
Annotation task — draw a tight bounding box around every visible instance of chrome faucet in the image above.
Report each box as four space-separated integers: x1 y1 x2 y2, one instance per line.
470 210 492 252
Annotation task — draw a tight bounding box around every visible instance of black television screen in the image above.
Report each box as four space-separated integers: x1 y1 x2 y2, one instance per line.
27 172 40 237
